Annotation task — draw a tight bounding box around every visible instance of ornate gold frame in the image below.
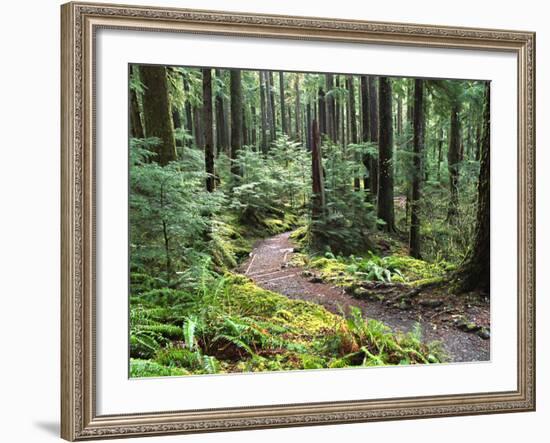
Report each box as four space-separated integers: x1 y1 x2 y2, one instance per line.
61 2 536 440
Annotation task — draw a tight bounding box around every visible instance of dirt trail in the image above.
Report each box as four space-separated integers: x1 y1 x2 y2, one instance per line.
239 231 490 363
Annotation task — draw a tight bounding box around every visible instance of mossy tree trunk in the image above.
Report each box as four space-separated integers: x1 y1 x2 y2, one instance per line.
409 79 424 258
377 76 396 232
202 68 215 192
454 82 491 293
140 65 176 165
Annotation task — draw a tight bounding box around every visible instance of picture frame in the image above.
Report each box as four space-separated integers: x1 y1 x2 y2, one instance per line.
61 1 536 440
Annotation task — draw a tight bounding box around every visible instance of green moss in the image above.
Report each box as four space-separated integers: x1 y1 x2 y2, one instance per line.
130 272 443 377
211 219 253 270
309 257 348 279
381 256 454 281
225 273 337 334
305 254 452 289
130 359 189 377
289 225 308 250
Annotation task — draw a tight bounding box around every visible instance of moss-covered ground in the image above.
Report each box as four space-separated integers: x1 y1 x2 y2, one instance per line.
130 270 444 377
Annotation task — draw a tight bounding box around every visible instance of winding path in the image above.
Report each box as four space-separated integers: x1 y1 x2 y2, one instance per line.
239 231 490 363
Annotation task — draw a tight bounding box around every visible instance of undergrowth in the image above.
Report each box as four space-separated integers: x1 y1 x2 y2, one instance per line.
298 251 455 289
130 271 445 377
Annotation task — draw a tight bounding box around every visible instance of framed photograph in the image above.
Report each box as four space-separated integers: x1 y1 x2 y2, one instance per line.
61 1 536 440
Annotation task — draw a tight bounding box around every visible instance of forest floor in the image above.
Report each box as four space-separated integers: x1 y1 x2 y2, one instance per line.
239 231 490 363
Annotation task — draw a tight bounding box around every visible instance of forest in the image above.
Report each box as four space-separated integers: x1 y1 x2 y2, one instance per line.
129 64 490 377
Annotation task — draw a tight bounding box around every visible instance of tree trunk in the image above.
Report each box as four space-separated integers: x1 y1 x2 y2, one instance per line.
182 74 194 146
193 105 203 148
311 119 325 221
129 66 144 138
264 71 269 154
306 102 312 150
360 76 371 195
294 74 302 142
335 76 342 146
214 69 228 155
409 79 424 258
325 74 336 142
202 68 215 192
230 70 243 180
437 127 443 182
251 105 257 147
279 72 287 136
347 76 360 191
268 72 277 137
447 103 461 221
140 65 176 165
454 83 490 293
377 76 395 232
475 122 482 161
318 86 326 135
368 76 379 199
172 107 182 134
265 72 275 145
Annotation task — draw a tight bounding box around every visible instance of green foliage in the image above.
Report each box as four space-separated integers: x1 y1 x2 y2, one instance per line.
130 139 226 279
226 136 309 234
130 359 189 377
308 253 452 288
308 140 378 254
328 307 445 366
130 268 442 376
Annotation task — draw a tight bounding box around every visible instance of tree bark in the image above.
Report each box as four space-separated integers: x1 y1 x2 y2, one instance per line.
317 86 326 136
294 74 302 142
265 71 275 145
279 72 287 136
437 127 444 182
360 76 371 195
368 76 379 200
447 103 461 221
230 70 243 179
311 119 325 221
140 65 176 165
259 71 268 153
454 82 490 293
214 69 228 155
306 102 312 151
202 68 215 192
182 74 193 146
129 66 144 138
268 72 277 137
325 74 336 142
347 76 360 191
377 76 395 232
409 79 424 258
